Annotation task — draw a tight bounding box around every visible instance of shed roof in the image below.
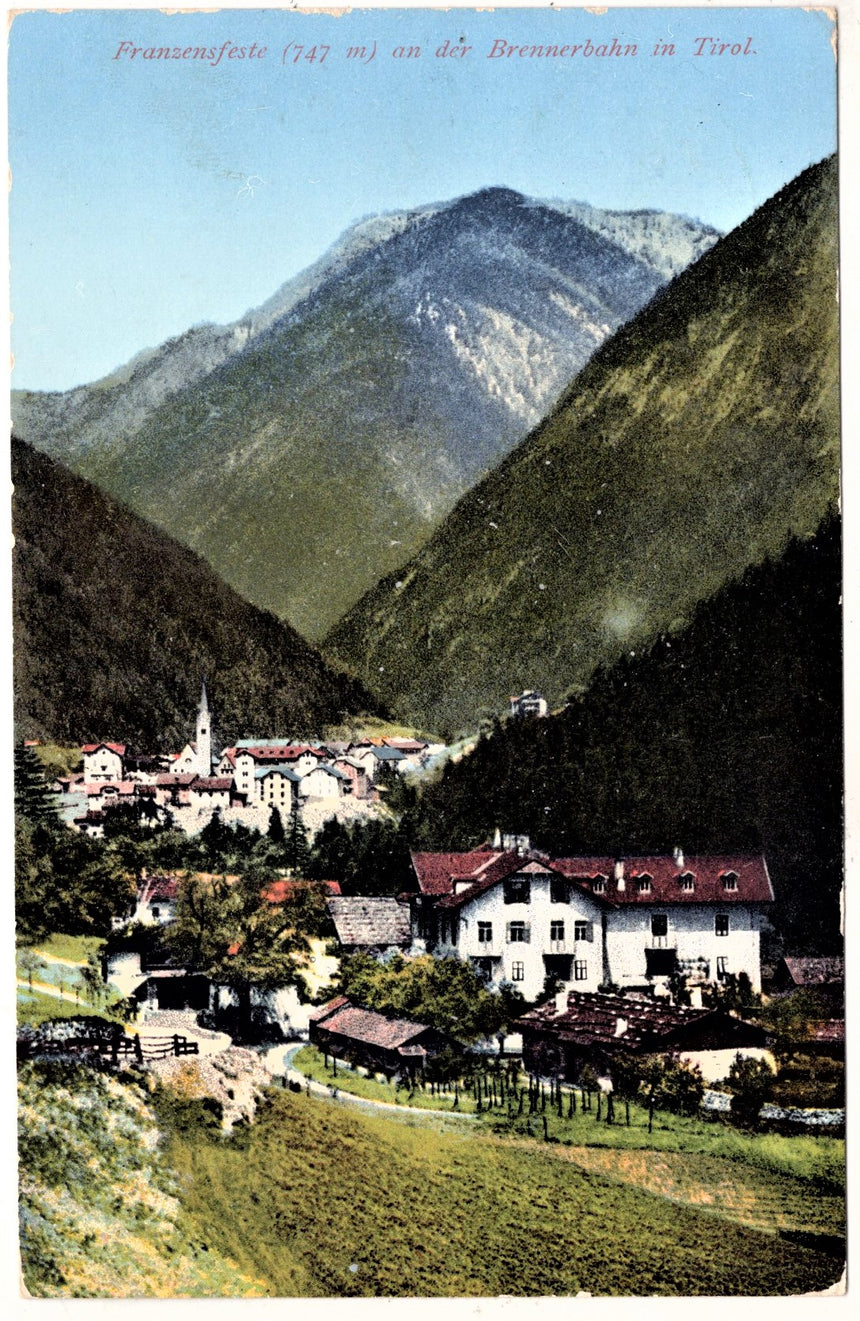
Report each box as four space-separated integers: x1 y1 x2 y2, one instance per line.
516 990 767 1052
778 956 844 986
310 997 432 1051
327 896 411 948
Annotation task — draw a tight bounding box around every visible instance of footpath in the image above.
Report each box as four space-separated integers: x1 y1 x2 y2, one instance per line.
265 1044 477 1124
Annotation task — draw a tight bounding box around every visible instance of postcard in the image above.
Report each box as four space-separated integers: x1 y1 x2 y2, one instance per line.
7 2 845 1300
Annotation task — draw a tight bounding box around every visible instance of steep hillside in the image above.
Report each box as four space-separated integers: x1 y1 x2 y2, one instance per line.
18 1061 267 1297
11 439 381 747
12 191 717 638
327 157 839 733
410 514 842 953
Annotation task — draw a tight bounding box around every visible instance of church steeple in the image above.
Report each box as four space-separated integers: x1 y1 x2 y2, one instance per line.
196 678 212 776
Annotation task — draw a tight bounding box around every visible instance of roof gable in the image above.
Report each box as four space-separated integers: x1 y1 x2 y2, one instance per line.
327 896 411 947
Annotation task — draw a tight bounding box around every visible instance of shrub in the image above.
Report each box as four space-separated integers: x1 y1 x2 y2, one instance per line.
727 1053 776 1129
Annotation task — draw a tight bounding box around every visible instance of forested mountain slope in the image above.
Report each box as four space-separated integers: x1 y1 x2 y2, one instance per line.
328 157 839 734
12 438 381 747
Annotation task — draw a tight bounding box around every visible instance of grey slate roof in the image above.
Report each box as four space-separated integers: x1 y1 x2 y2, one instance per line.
326 896 411 948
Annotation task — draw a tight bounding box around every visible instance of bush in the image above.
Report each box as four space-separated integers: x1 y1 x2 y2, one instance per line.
656 1059 705 1116
727 1053 776 1129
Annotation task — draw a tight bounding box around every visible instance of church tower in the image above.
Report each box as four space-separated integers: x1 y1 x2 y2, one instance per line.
196 679 212 777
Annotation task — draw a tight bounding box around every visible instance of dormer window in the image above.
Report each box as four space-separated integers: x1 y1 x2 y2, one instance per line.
592 876 607 894
636 874 652 893
504 878 531 905
679 873 695 892
721 871 738 892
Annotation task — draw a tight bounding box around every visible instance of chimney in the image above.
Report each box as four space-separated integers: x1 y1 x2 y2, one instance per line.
614 1017 628 1038
492 826 501 849
689 986 703 1009
614 859 625 891
554 988 569 1016
673 846 684 868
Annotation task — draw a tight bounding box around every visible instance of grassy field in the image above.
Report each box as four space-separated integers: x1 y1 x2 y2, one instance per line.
16 987 125 1029
30 933 104 964
292 1048 844 1190
293 1046 478 1112
160 1086 844 1297
16 934 122 1028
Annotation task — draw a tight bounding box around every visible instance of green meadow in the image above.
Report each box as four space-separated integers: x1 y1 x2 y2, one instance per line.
160 1087 844 1297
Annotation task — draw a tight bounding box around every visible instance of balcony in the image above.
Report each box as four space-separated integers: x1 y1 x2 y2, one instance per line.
462 938 503 958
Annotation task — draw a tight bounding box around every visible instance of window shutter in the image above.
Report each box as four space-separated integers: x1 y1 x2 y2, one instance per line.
586 922 594 943
506 922 512 942
523 924 531 944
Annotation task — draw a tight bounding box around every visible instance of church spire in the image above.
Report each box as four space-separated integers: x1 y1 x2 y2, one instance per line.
196 677 212 776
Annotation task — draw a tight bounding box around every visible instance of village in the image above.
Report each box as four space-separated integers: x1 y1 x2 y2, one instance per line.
16 680 844 1141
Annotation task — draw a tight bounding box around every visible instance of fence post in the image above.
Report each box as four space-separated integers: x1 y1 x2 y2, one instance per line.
173 1034 180 1057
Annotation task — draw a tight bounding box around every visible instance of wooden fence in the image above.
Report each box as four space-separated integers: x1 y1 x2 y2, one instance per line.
19 1033 199 1063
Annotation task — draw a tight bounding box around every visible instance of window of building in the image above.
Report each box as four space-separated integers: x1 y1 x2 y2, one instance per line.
721 871 738 891
151 907 160 920
574 960 588 981
504 878 531 905
574 920 591 942
550 920 565 943
679 873 695 892
511 961 525 982
651 914 668 938
716 956 729 980
636 874 652 893
550 878 568 904
507 921 529 943
478 921 493 944
715 913 729 937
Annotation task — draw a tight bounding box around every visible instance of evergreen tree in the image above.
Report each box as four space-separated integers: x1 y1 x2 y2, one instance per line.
285 808 311 875
267 806 286 846
14 745 59 828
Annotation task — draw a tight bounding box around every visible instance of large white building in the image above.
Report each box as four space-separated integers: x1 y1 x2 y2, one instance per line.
408 846 773 1001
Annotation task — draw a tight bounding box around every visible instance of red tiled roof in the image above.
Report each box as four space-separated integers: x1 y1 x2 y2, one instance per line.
139 875 180 904
85 779 135 796
264 878 342 904
237 744 326 762
414 849 773 909
155 773 198 787
81 742 126 756
192 777 233 792
310 998 432 1050
410 848 512 896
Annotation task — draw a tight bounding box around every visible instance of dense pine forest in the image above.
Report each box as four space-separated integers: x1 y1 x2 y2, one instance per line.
409 514 842 953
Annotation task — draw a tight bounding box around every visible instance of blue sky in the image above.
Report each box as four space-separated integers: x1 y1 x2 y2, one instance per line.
8 5 837 391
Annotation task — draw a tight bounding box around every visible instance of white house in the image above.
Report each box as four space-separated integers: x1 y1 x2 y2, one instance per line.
409 847 773 1002
255 763 301 814
234 742 328 802
299 764 349 800
510 690 549 719
81 743 126 782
